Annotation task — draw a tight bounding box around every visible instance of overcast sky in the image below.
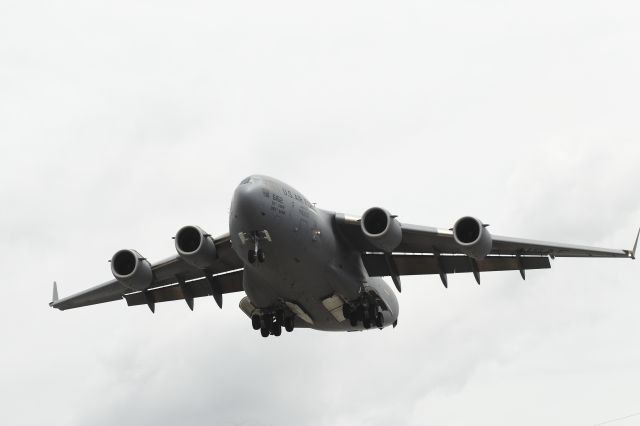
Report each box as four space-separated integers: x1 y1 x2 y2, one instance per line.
1 1 639 425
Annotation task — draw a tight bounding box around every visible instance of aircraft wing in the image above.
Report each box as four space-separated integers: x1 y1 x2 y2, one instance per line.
50 233 244 311
398 224 635 258
334 213 637 287
335 214 636 258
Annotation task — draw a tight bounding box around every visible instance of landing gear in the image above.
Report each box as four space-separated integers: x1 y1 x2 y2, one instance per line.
363 314 371 329
275 309 284 325
368 303 376 321
251 314 261 330
342 303 352 319
254 310 294 337
245 231 268 264
284 317 295 332
247 248 265 264
345 291 386 330
349 312 358 327
272 323 282 336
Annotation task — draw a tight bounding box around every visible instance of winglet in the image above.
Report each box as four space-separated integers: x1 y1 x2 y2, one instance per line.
50 281 59 307
631 228 639 260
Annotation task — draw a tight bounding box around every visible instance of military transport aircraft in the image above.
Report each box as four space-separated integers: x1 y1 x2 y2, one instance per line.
50 175 638 337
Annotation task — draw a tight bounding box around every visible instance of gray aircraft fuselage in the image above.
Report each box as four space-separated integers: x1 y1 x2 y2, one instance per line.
229 175 399 331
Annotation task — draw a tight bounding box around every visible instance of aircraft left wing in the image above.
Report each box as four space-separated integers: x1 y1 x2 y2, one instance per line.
50 232 244 311
334 211 637 288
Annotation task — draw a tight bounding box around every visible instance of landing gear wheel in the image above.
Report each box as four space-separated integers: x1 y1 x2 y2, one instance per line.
272 323 282 336
248 250 257 263
251 314 261 330
275 309 285 325
356 305 365 322
260 327 269 337
257 249 266 263
368 304 376 321
284 317 295 332
261 313 274 328
342 303 352 319
376 312 384 328
349 312 358 327
363 312 371 329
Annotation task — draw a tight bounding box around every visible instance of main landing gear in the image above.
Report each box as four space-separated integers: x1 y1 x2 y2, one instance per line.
342 292 384 330
251 309 295 338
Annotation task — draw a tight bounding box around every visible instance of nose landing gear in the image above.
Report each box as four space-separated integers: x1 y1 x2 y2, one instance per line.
240 231 270 264
247 248 265 264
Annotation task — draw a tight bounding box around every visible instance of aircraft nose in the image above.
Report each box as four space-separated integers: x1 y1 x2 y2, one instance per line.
232 179 268 227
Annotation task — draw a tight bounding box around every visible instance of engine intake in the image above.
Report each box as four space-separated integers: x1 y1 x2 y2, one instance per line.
175 225 217 269
111 249 153 291
452 216 492 259
361 207 402 252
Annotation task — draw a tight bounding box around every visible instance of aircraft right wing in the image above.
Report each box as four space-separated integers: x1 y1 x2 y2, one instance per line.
50 232 244 312
334 211 637 289
335 213 636 258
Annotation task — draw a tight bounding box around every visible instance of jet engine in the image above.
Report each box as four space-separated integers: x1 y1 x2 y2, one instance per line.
111 249 153 291
175 225 217 269
361 207 402 252
452 216 492 259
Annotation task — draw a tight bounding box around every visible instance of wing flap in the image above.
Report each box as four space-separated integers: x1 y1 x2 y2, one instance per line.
363 253 551 277
124 270 244 307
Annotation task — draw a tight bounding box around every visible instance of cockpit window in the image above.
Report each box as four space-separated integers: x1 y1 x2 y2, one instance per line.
240 177 254 185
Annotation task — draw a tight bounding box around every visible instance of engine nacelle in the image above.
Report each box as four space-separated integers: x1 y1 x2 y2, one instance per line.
361 207 402 252
175 225 217 269
452 216 492 259
111 249 153 291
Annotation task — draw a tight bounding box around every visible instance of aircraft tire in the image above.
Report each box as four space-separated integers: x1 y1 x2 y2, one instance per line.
275 309 285 325
251 314 261 330
356 305 365 321
376 312 384 328
363 313 371 329
342 303 352 318
260 327 269 337
257 249 266 263
262 313 274 327
368 304 376 321
349 312 358 327
284 317 294 332
273 323 282 336
248 250 257 263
